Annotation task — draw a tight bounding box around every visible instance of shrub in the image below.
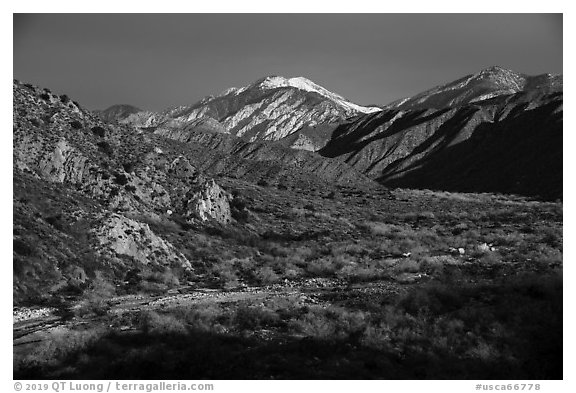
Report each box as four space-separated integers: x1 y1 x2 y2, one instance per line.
181 304 227 332
231 208 249 223
230 196 249 223
140 311 188 335
394 259 421 273
15 327 106 372
122 162 136 173
39 93 51 101
254 266 279 285
13 239 35 256
112 172 128 185
91 126 106 138
306 257 337 277
478 252 502 266
398 282 465 316
59 94 69 103
96 141 114 157
45 215 66 231
210 262 240 290
76 272 116 317
70 120 83 129
289 306 368 341
233 304 280 330
358 221 397 237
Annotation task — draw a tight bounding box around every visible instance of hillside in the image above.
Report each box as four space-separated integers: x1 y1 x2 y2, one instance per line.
13 77 563 380
12 80 238 302
320 69 563 200
94 104 142 123
104 76 381 145
385 66 562 111
96 68 563 200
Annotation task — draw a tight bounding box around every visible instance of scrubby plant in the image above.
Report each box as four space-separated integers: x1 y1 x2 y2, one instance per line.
210 261 240 290
96 141 114 157
91 126 106 138
254 265 279 285
75 272 116 317
70 120 83 129
233 304 281 330
140 311 188 335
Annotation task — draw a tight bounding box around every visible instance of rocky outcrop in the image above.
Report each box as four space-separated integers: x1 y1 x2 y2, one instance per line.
183 179 232 225
93 214 191 269
167 155 232 224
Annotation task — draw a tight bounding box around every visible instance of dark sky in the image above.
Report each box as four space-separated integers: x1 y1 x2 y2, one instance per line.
13 14 562 111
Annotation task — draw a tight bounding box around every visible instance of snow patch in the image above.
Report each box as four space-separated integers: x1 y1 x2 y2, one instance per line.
257 76 382 114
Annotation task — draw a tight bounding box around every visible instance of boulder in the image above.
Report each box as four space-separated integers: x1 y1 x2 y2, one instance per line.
183 178 232 225
93 213 191 270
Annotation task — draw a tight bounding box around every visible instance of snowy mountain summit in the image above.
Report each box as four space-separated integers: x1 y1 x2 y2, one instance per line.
253 76 382 114
112 75 382 143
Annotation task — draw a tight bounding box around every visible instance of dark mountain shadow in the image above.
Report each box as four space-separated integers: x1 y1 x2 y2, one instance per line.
321 109 452 158
377 99 562 200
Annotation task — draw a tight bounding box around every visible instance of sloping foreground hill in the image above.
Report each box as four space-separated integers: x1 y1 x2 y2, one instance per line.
321 86 562 200
13 81 238 303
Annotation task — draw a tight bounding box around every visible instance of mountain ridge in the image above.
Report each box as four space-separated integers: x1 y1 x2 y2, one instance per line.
384 66 562 111
92 66 563 200
100 75 382 144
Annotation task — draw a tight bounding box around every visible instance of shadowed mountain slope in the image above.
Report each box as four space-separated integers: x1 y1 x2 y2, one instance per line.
321 88 562 200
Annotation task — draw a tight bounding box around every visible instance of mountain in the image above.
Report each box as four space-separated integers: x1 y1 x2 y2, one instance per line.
12 81 238 302
93 67 562 199
385 66 562 111
320 68 563 200
105 76 381 145
94 104 142 123
13 79 382 302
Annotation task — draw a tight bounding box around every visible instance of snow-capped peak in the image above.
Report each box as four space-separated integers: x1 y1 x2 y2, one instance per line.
254 76 381 114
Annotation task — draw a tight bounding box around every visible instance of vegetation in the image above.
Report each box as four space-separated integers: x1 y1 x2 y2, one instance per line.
13 179 563 379
70 120 83 129
91 126 106 138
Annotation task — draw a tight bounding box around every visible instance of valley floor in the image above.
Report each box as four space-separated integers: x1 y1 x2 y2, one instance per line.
13 181 563 379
